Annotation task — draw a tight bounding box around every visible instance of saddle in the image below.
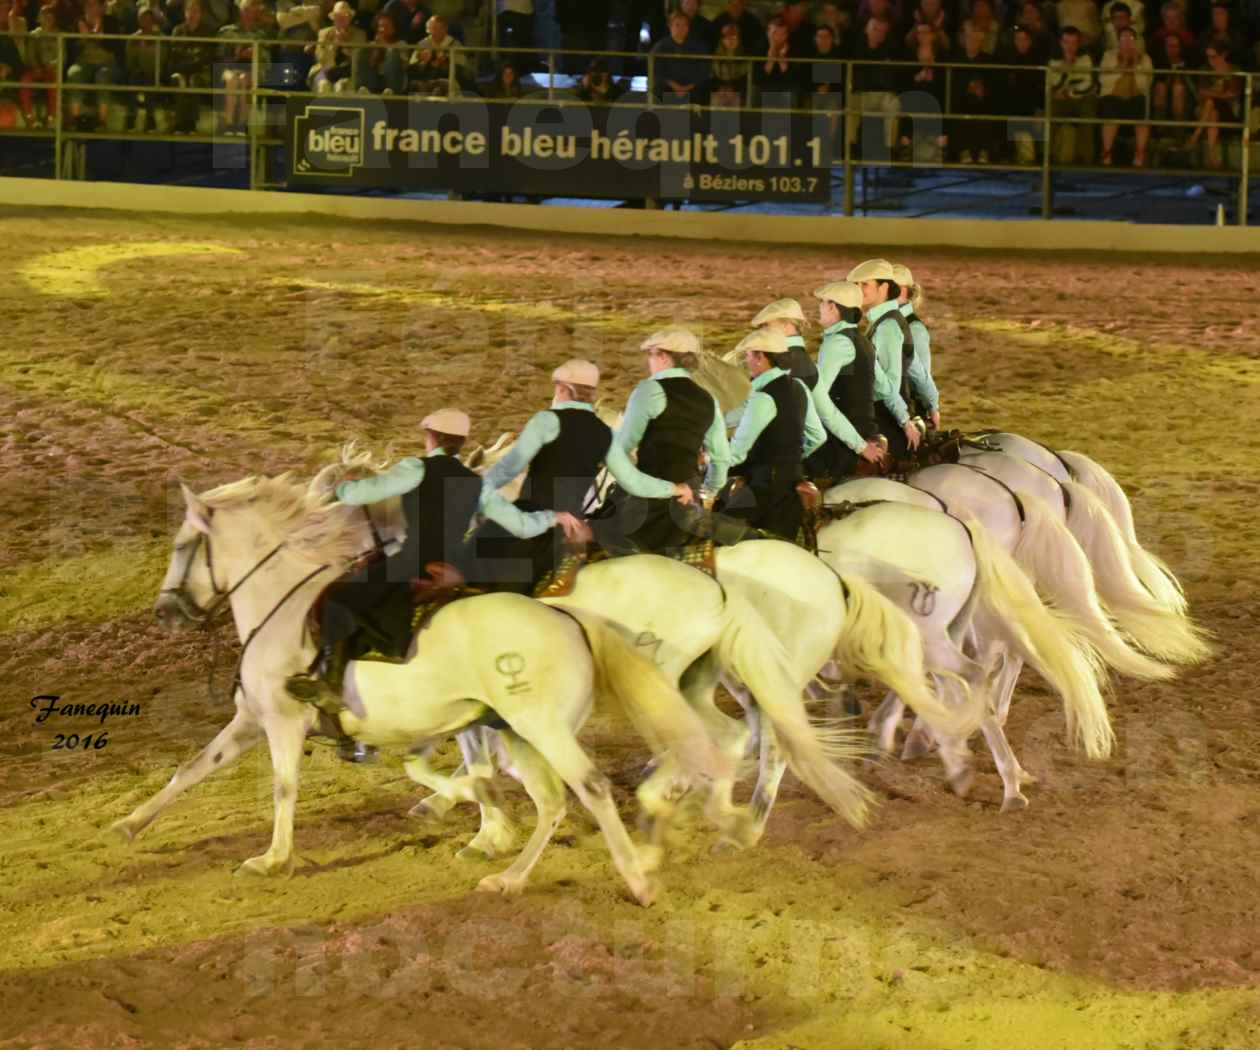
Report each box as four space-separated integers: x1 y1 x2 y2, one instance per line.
855 426 968 480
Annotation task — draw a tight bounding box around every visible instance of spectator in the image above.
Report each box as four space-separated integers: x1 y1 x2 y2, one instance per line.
959 0 999 54
712 0 766 56
381 0 426 43
1150 30 1195 138
1103 2 1145 52
950 22 997 161
19 3 58 127
307 0 365 92
1004 1 1051 54
1102 0 1144 35
862 0 898 32
1004 22 1047 162
1198 2 1248 66
1186 42 1241 166
1099 25 1152 163
1056 0 1102 48
354 10 406 92
650 10 708 102
483 57 524 97
576 55 625 103
108 0 139 31
811 21 845 99
678 0 714 51
0 0 24 119
1150 1 1194 61
217 0 271 134
200 0 232 31
755 13 808 104
849 14 903 156
125 4 163 129
781 0 814 54
409 13 464 92
711 18 747 95
818 0 851 43
905 22 948 159
67 0 123 130
170 0 215 131
1049 25 1098 163
904 0 949 52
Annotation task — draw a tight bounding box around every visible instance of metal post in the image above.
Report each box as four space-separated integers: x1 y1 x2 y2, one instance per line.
1041 64 1053 220
547 50 556 100
491 0 499 64
843 60 853 216
1239 73 1252 226
647 52 655 109
249 38 261 189
448 45 456 96
53 33 64 179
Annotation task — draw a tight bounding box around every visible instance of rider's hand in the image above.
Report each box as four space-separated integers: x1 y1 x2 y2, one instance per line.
673 482 696 506
860 440 885 464
904 421 922 450
930 410 941 430
555 512 592 544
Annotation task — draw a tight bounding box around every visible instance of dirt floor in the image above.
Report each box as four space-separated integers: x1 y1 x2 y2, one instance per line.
1 209 1259 1050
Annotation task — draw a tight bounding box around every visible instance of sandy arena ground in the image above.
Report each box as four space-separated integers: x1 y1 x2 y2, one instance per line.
1 209 1258 1050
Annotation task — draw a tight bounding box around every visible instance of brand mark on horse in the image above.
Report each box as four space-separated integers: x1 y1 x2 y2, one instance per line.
494 652 531 694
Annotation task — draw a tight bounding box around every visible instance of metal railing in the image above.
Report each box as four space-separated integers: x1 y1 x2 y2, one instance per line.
0 33 1254 221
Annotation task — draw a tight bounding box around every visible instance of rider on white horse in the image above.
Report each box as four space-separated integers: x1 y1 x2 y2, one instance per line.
750 298 818 389
890 262 942 431
589 327 730 554
803 280 886 483
712 329 824 542
473 358 691 594
846 258 922 459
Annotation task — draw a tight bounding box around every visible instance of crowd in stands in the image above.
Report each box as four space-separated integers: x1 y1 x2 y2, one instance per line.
0 0 1256 167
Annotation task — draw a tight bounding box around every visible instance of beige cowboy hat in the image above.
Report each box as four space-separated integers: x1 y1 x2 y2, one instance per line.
421 408 470 437
890 263 915 287
734 329 790 356
846 258 896 283
552 359 600 387
750 298 807 328
640 327 700 358
812 280 863 309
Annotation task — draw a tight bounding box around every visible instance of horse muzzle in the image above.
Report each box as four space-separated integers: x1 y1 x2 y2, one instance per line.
154 589 207 632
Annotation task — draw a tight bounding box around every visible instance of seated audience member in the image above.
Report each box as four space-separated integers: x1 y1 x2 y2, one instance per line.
1098 25 1153 164
355 10 406 92
381 0 426 44
755 13 809 104
1056 0 1102 48
712 0 767 55
1004 22 1048 162
125 4 164 127
169 0 216 131
818 0 850 43
1103 1 1145 51
576 56 625 104
711 19 747 97
958 0 999 54
678 0 714 51
67 0 124 130
1149 0 1194 57
1150 31 1196 137
308 0 365 92
810 21 845 103
0 0 26 113
1101 0 1144 35
1049 25 1098 164
781 0 814 53
486 59 526 98
1198 2 1248 67
950 22 997 162
849 14 904 155
217 0 271 133
650 9 709 102
19 3 59 127
904 0 950 51
1186 43 1242 167
408 13 464 92
905 23 948 160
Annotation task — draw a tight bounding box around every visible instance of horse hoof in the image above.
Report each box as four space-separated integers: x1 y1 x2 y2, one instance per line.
457 843 495 862
902 733 933 760
477 873 525 895
949 769 975 798
408 796 452 821
108 819 137 843
1000 794 1029 814
234 853 292 878
631 878 659 908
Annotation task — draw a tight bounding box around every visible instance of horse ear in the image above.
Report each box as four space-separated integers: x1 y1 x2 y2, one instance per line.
180 481 213 534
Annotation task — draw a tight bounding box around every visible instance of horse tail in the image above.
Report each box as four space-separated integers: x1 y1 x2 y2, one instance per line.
1013 491 1175 682
1061 479 1213 666
961 513 1116 761
567 611 734 785
830 572 985 740
1057 449 1189 616
714 595 874 829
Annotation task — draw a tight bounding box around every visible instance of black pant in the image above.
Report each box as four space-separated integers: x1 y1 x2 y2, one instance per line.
875 403 909 458
471 519 557 596
805 435 860 484
590 485 709 554
716 467 803 542
319 557 415 657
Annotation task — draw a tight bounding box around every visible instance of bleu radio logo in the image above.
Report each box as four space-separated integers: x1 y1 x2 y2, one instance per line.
294 105 365 177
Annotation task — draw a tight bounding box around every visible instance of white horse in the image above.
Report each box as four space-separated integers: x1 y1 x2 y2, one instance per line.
118 474 733 904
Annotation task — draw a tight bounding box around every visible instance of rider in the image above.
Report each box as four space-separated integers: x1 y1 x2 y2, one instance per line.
286 408 482 705
751 298 817 388
714 329 825 541
474 358 687 593
846 258 922 459
590 327 730 554
804 280 887 482
890 262 942 430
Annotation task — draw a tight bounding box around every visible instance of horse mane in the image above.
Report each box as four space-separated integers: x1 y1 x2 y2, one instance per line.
692 351 751 414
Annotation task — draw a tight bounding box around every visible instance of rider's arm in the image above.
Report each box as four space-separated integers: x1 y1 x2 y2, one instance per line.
482 410 557 491
813 337 867 453
603 441 678 499
800 379 827 457
907 322 940 414
614 378 665 453
335 457 425 505
727 390 775 468
702 399 732 491
872 325 911 426
478 486 556 539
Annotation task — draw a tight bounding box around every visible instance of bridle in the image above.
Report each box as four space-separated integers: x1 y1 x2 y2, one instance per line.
159 517 286 627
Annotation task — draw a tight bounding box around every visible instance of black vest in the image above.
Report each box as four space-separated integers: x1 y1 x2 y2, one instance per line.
394 454 482 577
518 408 613 516
824 328 878 440
870 308 915 407
780 344 819 389
636 375 714 484
738 372 806 476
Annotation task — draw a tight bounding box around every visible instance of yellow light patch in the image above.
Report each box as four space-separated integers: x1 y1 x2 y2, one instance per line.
18 242 244 298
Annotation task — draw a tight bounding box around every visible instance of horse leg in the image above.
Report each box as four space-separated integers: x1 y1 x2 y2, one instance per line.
476 731 567 896
236 711 307 877
458 729 519 860
109 709 262 842
747 719 789 845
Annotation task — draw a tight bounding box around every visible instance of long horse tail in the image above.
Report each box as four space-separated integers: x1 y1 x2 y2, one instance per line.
961 513 1116 761
1061 479 1213 666
1012 491 1176 682
829 571 985 740
567 610 734 786
1056 449 1189 616
714 594 875 829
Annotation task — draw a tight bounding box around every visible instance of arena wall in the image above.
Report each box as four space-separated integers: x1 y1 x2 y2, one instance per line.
5 176 1260 255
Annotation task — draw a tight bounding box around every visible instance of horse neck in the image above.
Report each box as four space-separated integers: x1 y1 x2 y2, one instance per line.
217 524 333 649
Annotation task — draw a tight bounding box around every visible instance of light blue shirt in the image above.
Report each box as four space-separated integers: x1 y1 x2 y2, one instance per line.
728 367 825 467
866 299 911 427
617 367 731 492
479 402 677 539
899 302 940 413
812 322 869 454
334 447 453 505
